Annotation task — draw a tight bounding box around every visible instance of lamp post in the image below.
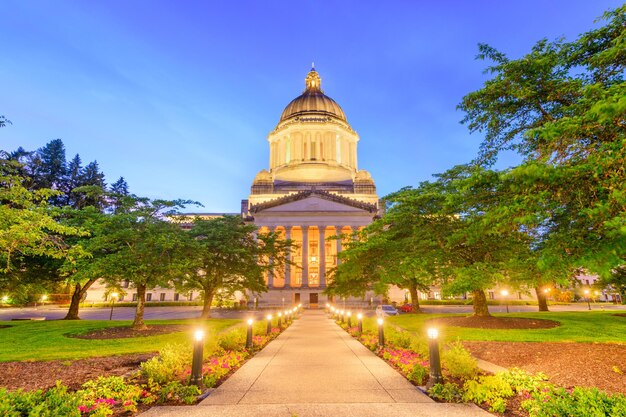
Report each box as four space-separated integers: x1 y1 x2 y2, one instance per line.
347 311 352 327
340 309 345 323
277 312 282 328
246 318 254 349
357 313 363 334
426 328 443 389
330 306 335 319
109 292 118 320
266 314 272 335
500 289 509 313
584 289 591 310
377 317 385 347
190 330 205 388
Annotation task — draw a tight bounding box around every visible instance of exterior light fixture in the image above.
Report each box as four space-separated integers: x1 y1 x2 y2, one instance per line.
1 295 8 303
377 317 385 347
190 330 205 387
500 289 510 313
426 328 443 389
357 313 363 334
277 312 283 328
347 311 352 327
246 318 254 349
340 309 345 323
109 292 119 320
266 314 272 335
41 295 48 301
584 289 591 310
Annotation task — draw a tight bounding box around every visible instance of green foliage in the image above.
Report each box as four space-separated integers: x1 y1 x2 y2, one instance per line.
155 381 200 405
498 368 549 393
0 382 81 417
441 340 478 379
428 382 463 403
463 375 514 413
408 364 428 385
521 386 626 417
79 376 146 413
386 327 413 349
140 343 192 384
217 328 246 351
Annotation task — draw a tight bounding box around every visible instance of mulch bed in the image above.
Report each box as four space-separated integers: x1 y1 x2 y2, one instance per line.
427 316 559 329
0 353 155 391
464 341 626 395
70 324 188 340
0 325 11 329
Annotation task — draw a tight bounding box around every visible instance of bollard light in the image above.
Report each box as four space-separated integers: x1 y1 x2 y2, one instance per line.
190 329 205 388
377 317 385 347
584 289 591 310
426 328 443 389
266 314 272 335
347 311 352 327
340 309 345 323
277 312 283 328
357 313 363 334
246 318 254 349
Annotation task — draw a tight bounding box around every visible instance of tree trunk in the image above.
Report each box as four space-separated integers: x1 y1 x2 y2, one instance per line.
64 279 97 320
408 285 421 313
535 286 549 312
200 289 214 319
132 284 148 330
472 289 491 317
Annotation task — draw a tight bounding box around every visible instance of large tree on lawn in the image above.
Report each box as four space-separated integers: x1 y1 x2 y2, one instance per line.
96 197 194 330
179 215 292 318
458 5 626 281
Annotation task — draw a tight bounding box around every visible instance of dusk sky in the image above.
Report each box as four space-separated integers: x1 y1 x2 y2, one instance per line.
1 1 622 212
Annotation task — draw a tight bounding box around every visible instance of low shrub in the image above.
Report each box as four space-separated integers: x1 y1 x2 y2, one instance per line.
498 368 548 393
408 364 429 385
441 341 478 380
217 329 246 351
155 381 200 405
0 382 82 417
521 386 626 417
79 376 151 414
428 382 463 403
140 344 192 384
387 328 413 349
463 375 514 413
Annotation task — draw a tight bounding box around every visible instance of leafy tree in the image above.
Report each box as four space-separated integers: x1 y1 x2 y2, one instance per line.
179 216 292 318
458 5 626 281
95 197 195 330
0 115 10 128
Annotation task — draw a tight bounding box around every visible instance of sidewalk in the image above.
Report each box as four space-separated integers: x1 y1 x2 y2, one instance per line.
140 310 491 417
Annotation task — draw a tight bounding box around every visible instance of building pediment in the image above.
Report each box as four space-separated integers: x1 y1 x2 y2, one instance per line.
250 190 377 214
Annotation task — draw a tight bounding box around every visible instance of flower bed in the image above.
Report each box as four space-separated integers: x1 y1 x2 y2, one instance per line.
0 316 294 416
332 313 626 416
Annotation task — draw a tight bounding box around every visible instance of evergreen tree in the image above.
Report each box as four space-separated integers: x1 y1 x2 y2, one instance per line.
64 154 83 207
32 139 67 192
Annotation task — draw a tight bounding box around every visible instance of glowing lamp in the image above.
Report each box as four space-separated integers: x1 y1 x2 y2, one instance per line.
427 328 439 339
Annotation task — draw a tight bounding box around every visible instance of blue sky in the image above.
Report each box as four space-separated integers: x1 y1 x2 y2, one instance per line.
0 0 622 212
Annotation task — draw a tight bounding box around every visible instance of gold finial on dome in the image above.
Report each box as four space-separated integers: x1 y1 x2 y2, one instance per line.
305 66 322 93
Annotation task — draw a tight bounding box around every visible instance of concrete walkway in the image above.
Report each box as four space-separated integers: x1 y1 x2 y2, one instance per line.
140 310 491 417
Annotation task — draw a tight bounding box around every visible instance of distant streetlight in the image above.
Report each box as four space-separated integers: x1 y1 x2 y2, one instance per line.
246 318 254 349
377 317 385 348
426 328 443 389
277 312 283 328
1 295 8 303
500 289 509 313
190 330 205 388
109 292 118 320
584 289 591 310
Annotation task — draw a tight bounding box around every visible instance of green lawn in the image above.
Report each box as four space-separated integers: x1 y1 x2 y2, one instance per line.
388 311 626 343
0 318 239 362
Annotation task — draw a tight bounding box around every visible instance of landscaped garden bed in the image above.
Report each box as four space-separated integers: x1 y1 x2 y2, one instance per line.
0 314 295 416
333 311 626 416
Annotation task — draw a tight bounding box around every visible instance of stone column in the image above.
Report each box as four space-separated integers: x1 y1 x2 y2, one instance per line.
335 225 343 266
301 226 309 287
267 226 275 288
284 226 292 288
318 226 326 288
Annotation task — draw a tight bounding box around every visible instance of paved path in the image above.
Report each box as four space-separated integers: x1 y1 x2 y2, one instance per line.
141 310 490 417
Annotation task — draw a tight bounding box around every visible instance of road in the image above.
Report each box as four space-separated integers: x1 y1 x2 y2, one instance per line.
1 302 623 321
